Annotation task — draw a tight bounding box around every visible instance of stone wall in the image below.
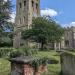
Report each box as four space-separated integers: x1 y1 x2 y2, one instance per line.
60 52 75 75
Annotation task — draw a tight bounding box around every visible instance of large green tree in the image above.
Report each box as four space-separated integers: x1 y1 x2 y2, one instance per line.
0 0 13 47
22 17 64 50
0 0 12 30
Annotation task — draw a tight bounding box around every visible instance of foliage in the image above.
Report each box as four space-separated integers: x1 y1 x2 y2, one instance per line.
35 51 61 75
0 28 2 37
10 47 38 58
22 17 64 50
35 50 60 62
0 0 13 30
0 47 38 58
0 32 13 47
0 37 12 47
0 47 16 58
9 49 22 58
31 57 48 72
0 0 13 47
0 51 61 75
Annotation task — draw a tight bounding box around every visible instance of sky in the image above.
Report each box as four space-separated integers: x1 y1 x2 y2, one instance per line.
11 0 75 27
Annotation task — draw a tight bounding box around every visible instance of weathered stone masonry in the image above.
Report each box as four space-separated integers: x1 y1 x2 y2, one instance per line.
60 52 75 75
13 0 40 48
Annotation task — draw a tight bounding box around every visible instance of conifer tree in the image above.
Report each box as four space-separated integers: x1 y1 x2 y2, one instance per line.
0 0 12 30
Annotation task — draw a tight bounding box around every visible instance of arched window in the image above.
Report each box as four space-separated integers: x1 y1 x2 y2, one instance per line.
32 1 34 7
24 1 26 6
65 40 69 46
19 3 22 8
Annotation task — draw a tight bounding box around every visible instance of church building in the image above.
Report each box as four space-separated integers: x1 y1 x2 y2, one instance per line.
13 0 75 50
13 0 40 48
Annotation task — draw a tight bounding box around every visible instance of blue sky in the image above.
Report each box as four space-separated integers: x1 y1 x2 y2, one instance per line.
12 0 75 27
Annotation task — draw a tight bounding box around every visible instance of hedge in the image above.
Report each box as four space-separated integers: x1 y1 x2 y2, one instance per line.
0 47 38 58
0 47 16 58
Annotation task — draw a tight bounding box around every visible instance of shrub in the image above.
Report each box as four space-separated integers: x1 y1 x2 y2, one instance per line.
0 47 16 58
32 57 48 71
18 47 38 56
0 47 38 58
10 49 22 58
10 47 38 58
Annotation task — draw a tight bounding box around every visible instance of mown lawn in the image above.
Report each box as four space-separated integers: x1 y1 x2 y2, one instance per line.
0 50 61 75
36 51 60 61
36 51 61 75
0 58 10 75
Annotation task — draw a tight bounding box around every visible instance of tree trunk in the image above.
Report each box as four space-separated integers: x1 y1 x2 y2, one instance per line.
41 42 44 50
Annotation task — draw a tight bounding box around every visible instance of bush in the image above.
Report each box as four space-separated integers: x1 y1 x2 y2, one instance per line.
0 47 16 58
0 37 13 47
18 47 38 56
10 49 22 58
0 47 38 58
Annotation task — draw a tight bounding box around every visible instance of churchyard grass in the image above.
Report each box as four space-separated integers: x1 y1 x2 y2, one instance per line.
35 51 61 75
0 50 61 75
0 58 10 75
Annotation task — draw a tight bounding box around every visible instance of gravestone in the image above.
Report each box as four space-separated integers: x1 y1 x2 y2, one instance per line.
9 56 47 75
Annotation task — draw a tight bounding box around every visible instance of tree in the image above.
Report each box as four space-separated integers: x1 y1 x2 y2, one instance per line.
0 0 13 47
22 17 64 50
0 0 12 30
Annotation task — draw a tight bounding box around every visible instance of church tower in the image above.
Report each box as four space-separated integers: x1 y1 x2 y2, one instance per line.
13 0 40 48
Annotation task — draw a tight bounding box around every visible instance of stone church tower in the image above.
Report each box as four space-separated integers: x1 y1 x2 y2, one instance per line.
13 0 40 48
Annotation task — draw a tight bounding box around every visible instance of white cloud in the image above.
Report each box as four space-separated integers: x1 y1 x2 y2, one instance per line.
62 22 75 27
3 0 16 23
4 0 7 2
70 22 75 26
8 12 16 23
41 8 58 17
8 8 58 23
